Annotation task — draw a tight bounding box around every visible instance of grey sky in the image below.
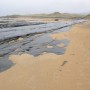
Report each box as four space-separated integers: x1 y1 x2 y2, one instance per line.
0 0 90 16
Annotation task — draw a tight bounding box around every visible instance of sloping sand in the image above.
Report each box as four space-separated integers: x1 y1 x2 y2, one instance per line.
0 21 90 90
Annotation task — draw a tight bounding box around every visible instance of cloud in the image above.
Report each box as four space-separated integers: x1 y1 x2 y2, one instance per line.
0 0 90 16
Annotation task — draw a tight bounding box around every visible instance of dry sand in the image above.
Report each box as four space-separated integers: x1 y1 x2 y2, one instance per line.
0 21 90 90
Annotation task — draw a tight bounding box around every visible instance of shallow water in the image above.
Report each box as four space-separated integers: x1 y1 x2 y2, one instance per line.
0 20 85 72
0 57 14 72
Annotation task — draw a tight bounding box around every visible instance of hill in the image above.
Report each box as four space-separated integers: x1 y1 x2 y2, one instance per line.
30 12 84 19
0 12 85 19
84 14 90 19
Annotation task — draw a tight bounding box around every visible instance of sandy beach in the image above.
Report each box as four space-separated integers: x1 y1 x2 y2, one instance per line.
0 21 90 90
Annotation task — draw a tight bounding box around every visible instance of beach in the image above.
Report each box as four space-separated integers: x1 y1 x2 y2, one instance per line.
0 21 90 90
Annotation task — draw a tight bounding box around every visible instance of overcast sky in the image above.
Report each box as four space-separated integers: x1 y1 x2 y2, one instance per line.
0 0 90 16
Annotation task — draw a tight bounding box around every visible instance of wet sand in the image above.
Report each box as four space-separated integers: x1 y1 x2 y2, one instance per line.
0 21 90 90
